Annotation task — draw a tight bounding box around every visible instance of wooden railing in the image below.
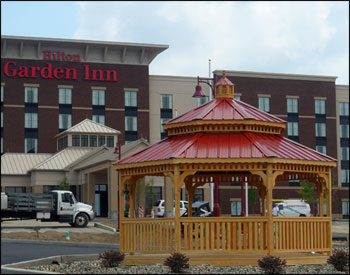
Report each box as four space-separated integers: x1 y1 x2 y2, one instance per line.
120 217 331 255
273 217 331 253
120 218 175 253
181 217 268 254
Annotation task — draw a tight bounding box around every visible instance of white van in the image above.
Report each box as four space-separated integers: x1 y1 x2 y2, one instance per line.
276 200 311 217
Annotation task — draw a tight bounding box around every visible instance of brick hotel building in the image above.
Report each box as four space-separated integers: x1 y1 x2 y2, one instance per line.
1 35 349 218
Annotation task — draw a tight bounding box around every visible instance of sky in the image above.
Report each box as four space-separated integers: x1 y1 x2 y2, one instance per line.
1 1 349 85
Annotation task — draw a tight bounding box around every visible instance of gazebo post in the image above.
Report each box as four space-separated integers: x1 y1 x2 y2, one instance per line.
266 166 274 256
173 165 181 253
129 179 137 219
326 172 332 256
317 179 324 217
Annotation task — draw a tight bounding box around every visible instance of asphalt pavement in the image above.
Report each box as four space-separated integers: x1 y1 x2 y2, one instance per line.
1 219 107 234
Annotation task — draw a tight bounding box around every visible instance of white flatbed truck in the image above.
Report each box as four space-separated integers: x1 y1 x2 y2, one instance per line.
1 190 94 227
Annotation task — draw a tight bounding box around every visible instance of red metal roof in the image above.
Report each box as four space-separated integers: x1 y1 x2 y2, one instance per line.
116 133 336 165
165 98 286 125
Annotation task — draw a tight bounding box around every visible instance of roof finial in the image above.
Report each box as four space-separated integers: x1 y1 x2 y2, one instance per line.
214 71 234 99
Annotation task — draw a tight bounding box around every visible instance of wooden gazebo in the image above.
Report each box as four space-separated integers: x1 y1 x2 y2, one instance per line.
114 73 336 265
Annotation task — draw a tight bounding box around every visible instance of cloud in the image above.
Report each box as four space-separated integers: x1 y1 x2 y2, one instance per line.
73 1 348 84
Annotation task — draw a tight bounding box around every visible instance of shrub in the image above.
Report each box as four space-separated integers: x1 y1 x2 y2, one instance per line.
327 250 349 272
258 255 286 274
164 252 190 273
98 250 125 268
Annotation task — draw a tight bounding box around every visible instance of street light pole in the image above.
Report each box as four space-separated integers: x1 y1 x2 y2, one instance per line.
192 64 220 216
114 140 121 232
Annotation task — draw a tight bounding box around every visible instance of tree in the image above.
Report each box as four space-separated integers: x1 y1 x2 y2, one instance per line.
296 180 316 205
58 177 70 191
296 180 328 216
248 186 258 207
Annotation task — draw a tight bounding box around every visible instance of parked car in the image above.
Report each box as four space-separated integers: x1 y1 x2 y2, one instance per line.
183 201 213 217
153 200 188 217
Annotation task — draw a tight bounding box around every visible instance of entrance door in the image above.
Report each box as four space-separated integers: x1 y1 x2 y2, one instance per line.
95 184 108 217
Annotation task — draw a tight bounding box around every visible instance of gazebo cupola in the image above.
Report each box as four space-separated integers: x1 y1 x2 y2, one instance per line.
163 72 287 137
214 71 235 99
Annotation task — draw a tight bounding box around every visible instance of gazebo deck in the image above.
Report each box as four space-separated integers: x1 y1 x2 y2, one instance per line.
123 251 328 266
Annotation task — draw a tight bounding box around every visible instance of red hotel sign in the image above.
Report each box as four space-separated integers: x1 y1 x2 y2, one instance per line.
3 51 118 82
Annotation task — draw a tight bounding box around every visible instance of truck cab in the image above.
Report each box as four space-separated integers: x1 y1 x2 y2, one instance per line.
51 190 94 227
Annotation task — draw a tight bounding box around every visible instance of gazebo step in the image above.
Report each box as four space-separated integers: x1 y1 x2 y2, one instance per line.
123 253 328 266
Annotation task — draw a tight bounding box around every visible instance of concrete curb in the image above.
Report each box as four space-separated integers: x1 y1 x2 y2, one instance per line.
1 254 98 274
94 222 117 233
1 238 119 248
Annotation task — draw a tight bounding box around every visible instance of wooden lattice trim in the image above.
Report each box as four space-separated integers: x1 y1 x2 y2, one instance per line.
164 120 285 136
116 157 336 177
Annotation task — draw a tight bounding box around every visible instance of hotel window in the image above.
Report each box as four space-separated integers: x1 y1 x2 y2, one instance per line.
194 189 204 202
92 89 105 106
1 137 3 154
81 135 88 147
25 138 38 153
125 116 137 131
231 200 242 216
287 98 298 113
160 94 173 109
43 185 59 193
72 135 80 147
184 188 204 202
288 174 300 186
107 136 114 147
58 136 68 151
1 85 3 102
59 114 71 130
315 123 326 137
89 135 97 147
340 124 349 138
5 186 26 193
160 118 170 134
287 122 299 136
258 97 270 113
339 102 349 116
197 96 209 107
92 115 105 125
342 201 349 219
25 87 38 103
25 113 38 128
315 99 326 114
59 88 72 104
341 147 349 161
125 91 137 107
316 145 327 155
1 111 3 128
342 169 349 185
98 136 106 146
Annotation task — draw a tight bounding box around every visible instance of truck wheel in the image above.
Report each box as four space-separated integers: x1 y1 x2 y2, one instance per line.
74 213 89 227
299 214 306 217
